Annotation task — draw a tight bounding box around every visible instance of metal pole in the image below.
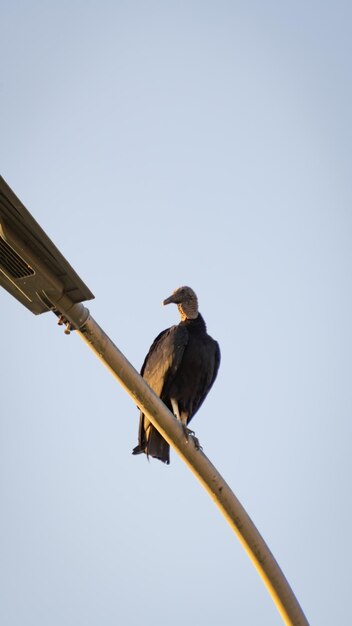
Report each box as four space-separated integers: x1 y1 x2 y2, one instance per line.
70 312 309 626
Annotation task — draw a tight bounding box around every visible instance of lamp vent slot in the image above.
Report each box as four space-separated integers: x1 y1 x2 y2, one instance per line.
0 236 35 278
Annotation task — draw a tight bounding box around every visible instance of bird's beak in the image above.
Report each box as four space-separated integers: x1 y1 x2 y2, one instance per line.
163 294 176 306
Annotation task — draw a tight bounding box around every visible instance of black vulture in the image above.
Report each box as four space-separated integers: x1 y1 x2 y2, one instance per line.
132 286 220 464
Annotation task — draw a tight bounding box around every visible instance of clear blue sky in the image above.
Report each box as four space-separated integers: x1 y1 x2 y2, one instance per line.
1 2 351 624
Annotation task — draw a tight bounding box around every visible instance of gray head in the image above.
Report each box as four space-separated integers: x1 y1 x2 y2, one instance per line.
163 286 199 321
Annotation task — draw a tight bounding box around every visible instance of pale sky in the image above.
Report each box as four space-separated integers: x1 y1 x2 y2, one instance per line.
1 2 352 624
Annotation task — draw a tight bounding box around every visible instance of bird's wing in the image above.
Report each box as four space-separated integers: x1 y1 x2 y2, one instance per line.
211 341 221 387
141 325 189 397
187 338 221 421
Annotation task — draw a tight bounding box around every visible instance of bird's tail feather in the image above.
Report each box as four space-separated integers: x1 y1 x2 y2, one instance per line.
132 425 170 464
147 426 170 464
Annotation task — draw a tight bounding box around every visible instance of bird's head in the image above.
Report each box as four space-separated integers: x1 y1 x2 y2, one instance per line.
163 286 199 321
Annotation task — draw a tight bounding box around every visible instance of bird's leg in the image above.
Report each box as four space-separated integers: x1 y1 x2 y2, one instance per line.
180 412 191 441
171 399 191 442
181 412 201 450
170 398 181 421
182 418 202 450
170 399 201 449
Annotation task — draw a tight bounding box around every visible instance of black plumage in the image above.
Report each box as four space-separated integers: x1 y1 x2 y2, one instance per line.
132 286 220 464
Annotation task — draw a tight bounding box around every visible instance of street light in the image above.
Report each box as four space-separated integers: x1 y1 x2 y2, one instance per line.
0 175 309 626
0 176 93 317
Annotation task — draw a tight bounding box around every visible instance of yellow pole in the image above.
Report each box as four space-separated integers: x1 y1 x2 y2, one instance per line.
76 313 309 626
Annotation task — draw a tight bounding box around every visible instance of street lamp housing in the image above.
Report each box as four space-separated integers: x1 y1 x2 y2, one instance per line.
0 176 94 315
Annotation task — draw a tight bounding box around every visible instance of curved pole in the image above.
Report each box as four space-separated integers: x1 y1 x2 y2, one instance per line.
68 310 308 625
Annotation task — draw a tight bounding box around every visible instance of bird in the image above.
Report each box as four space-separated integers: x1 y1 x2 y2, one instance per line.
132 286 220 464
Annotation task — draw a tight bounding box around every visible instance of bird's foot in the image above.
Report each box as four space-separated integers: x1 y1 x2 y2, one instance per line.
181 424 202 450
181 423 192 441
191 434 202 451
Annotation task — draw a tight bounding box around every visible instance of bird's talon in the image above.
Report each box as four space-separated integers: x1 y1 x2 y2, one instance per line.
190 434 201 450
181 425 201 450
